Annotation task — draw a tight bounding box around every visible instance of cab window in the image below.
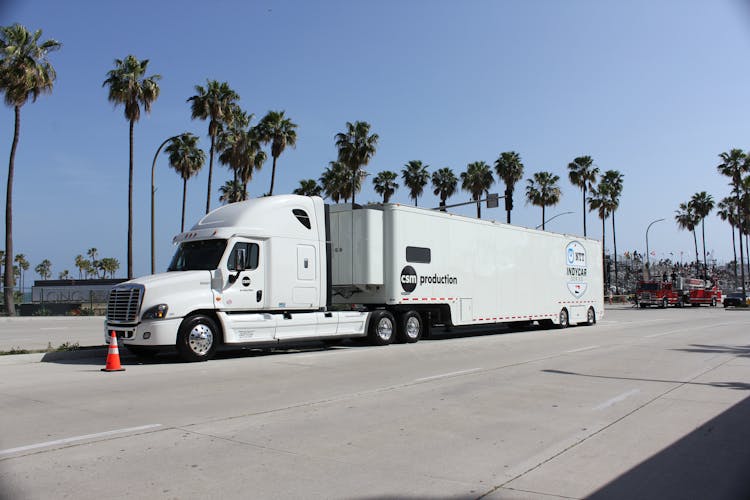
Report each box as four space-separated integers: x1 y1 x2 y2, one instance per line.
227 242 259 270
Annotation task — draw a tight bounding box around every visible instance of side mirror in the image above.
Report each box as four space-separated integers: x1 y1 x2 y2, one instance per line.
234 248 247 272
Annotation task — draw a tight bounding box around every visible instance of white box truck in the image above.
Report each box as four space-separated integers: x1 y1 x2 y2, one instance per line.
105 195 604 361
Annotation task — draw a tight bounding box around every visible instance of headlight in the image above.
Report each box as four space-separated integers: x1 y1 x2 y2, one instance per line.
142 304 168 320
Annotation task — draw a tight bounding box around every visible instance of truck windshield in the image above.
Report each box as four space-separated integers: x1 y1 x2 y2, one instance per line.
168 239 227 271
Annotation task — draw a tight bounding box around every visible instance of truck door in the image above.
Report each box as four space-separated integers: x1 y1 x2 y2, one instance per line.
220 239 266 311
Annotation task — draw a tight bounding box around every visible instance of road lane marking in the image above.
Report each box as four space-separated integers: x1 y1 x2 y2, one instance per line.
415 368 483 382
0 424 162 457
593 389 640 410
39 327 70 331
565 345 600 353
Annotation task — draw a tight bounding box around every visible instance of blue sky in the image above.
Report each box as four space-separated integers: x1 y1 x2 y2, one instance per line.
2 0 750 280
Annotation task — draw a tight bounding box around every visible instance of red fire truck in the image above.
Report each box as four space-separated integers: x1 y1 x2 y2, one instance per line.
636 280 682 308
681 278 721 307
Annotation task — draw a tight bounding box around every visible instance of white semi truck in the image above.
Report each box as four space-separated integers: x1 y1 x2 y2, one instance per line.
105 195 604 361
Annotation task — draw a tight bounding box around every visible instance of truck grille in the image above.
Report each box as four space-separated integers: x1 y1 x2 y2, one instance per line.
107 285 144 323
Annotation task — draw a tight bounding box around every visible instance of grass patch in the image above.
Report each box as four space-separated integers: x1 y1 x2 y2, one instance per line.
0 341 81 356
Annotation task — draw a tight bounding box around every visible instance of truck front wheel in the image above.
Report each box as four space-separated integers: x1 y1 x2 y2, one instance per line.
397 310 422 343
585 307 596 326
557 308 569 329
177 314 220 362
367 310 396 346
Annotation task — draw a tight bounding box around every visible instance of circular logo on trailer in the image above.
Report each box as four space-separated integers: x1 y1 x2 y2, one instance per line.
565 241 588 298
400 266 418 293
242 276 251 287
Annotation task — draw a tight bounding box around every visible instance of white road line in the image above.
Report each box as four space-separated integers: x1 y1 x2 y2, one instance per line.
39 327 69 331
0 424 162 457
565 345 600 354
415 368 483 383
593 389 640 410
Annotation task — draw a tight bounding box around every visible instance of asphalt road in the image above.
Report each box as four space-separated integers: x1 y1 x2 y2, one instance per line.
1 306 749 499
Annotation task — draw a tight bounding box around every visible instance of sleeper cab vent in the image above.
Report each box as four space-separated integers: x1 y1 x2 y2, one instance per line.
293 209 311 229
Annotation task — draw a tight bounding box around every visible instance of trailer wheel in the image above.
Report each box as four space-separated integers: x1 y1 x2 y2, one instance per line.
660 298 668 309
177 314 220 362
639 303 647 309
367 310 396 346
585 307 596 326
711 297 717 307
557 308 569 329
397 310 422 343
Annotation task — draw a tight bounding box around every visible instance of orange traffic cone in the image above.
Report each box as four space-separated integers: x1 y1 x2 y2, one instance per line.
101 331 125 372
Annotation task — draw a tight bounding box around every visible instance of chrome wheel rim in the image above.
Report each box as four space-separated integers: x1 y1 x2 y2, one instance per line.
188 323 213 356
405 316 420 339
560 310 568 327
587 308 595 324
376 317 393 342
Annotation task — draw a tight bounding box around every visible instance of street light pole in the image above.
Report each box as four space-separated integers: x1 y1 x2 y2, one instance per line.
535 211 574 230
645 218 665 278
151 135 179 275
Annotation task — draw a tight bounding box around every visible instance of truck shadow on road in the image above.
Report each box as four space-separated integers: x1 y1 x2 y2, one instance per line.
671 343 750 358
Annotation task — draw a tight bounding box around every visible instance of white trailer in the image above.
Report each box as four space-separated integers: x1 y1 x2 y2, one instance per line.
105 195 603 361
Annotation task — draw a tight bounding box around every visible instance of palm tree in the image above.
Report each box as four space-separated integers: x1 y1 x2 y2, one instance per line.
567 156 599 237
14 253 28 292
588 183 613 284
335 121 379 206
461 161 495 218
74 254 87 279
256 110 297 196
219 180 244 204
217 106 251 184
35 259 51 280
0 24 61 314
100 257 120 278
293 179 323 197
717 149 748 297
432 167 458 211
402 161 430 206
717 197 739 284
373 171 399 203
526 171 561 229
103 55 160 280
494 151 524 223
320 161 349 203
600 170 624 291
188 80 239 213
166 133 206 232
689 191 714 277
58 270 71 280
675 202 700 275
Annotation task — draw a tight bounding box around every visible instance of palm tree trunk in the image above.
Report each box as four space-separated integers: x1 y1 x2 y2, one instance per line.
602 217 606 288
181 178 187 232
476 197 481 218
731 224 737 285
701 219 708 277
737 197 746 297
4 106 21 316
541 206 546 230
582 187 587 237
206 134 215 213
269 155 278 196
692 230 699 276
612 210 618 293
128 119 134 280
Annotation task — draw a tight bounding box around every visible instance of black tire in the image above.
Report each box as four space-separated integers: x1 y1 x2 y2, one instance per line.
660 298 668 309
711 297 717 307
125 345 159 359
639 303 647 309
397 310 422 343
367 310 396 346
177 314 220 362
557 308 569 329
585 307 596 326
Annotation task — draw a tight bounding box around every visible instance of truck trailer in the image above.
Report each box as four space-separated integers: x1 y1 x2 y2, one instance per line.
105 195 604 361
